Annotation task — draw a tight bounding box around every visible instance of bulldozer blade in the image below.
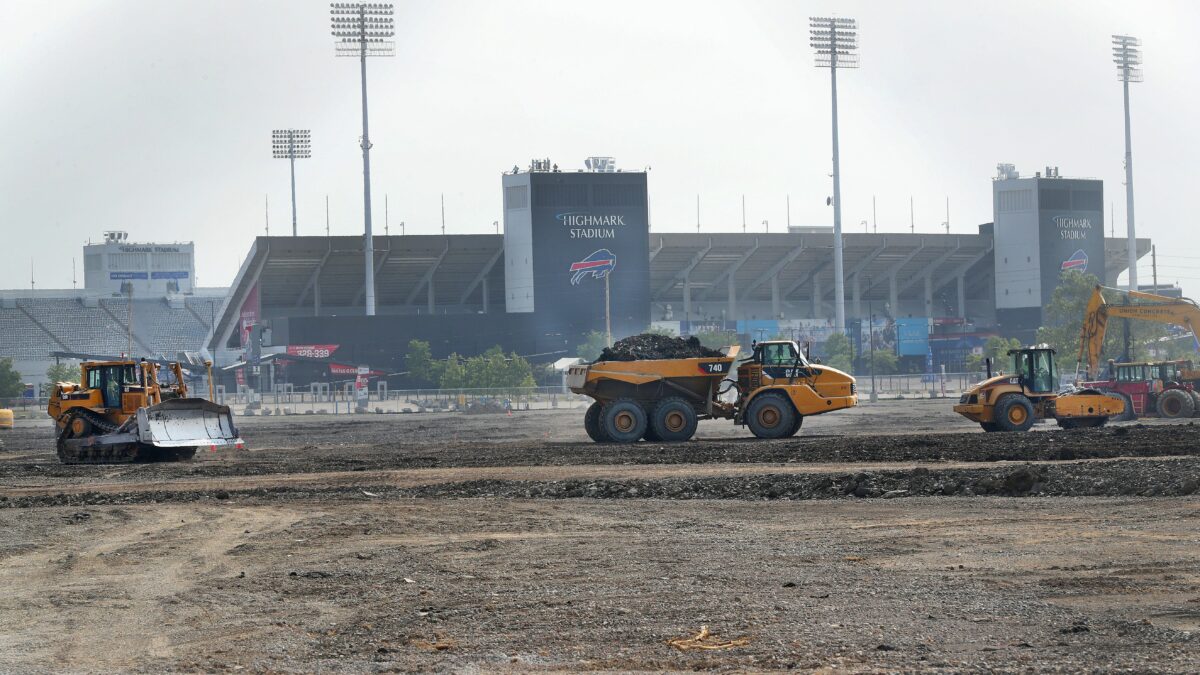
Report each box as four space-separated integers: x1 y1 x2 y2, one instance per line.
135 398 243 449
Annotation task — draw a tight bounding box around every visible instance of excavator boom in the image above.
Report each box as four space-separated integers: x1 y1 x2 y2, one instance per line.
1078 285 1200 376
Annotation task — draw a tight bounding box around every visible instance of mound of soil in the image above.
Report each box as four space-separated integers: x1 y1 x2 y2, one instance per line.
596 334 724 362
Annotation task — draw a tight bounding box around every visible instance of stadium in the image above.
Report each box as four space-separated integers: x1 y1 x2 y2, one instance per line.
0 160 1150 392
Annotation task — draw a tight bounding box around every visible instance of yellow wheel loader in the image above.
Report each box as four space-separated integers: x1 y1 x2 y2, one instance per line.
567 340 857 443
47 359 242 464
953 346 1124 432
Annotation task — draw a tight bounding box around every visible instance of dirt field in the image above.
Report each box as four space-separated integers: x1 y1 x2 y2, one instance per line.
1 399 1198 672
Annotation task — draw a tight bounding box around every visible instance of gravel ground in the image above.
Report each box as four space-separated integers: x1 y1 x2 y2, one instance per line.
0 400 1197 672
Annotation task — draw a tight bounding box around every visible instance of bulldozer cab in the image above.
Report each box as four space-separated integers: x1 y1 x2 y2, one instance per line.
84 362 140 409
1008 347 1058 394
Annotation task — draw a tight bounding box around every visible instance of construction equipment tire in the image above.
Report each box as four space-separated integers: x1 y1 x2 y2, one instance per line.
648 397 698 443
600 399 647 444
584 402 610 443
786 414 804 437
993 395 1035 432
746 392 797 439
1190 391 1200 417
980 422 1000 432
1156 389 1195 419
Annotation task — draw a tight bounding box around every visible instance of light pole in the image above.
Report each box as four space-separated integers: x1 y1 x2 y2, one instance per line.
1112 34 1142 291
272 129 311 236
332 2 395 316
810 16 858 335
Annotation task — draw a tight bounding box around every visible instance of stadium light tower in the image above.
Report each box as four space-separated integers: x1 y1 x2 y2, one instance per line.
810 16 858 334
272 129 311 237
1112 34 1142 291
331 2 395 316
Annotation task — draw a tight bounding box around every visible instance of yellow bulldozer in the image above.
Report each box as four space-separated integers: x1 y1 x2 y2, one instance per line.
47 359 242 464
953 346 1123 431
567 339 857 442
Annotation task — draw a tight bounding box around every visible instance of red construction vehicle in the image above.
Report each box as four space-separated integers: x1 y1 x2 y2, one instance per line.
1081 360 1200 421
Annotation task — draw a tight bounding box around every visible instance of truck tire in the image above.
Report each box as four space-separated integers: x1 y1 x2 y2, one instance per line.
1110 392 1136 422
787 414 804 437
746 392 797 439
980 422 1000 432
1190 391 1200 417
993 394 1035 432
600 399 647 444
648 397 698 442
584 402 610 443
1156 389 1195 419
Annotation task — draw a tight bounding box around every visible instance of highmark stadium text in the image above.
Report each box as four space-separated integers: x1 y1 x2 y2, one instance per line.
559 213 625 239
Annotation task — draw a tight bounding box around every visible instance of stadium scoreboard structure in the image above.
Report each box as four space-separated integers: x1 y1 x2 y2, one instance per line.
83 231 195 295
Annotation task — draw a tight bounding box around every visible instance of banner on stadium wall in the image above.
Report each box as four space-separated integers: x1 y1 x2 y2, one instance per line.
896 318 932 356
650 321 681 336
330 363 383 377
736 320 780 340
778 319 838 346
286 344 340 359
239 282 260 348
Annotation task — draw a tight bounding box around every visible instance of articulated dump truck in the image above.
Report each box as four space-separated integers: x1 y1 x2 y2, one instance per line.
47 359 243 464
567 340 857 443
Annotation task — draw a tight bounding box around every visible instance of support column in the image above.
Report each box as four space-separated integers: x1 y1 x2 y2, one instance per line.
727 274 736 322
956 275 965 319
889 274 898 318
771 276 781 319
482 277 489 314
812 274 822 319
852 274 861 319
683 274 691 320
924 274 933 317
427 277 435 315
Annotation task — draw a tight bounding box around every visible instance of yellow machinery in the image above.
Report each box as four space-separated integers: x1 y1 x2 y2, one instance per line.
954 346 1124 431
567 340 857 442
0 407 12 430
1078 285 1200 379
47 359 242 464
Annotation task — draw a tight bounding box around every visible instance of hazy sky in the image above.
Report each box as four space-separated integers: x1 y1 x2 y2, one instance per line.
3 0 1197 292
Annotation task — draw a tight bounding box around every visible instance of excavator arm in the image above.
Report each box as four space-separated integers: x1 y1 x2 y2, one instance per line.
1078 285 1200 375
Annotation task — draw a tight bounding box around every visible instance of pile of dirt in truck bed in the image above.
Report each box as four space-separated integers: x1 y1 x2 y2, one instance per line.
596 334 725 362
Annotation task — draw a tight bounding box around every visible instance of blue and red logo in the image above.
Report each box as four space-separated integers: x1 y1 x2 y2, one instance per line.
1061 249 1088 272
569 249 616 285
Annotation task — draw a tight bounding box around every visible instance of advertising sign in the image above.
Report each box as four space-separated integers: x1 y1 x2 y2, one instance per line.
286 344 340 359
239 283 260 347
109 272 148 280
1038 181 1104 305
354 366 370 409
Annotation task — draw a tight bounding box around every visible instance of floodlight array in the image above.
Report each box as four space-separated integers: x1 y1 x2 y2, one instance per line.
810 17 859 69
1112 34 1143 83
272 129 312 159
332 2 395 57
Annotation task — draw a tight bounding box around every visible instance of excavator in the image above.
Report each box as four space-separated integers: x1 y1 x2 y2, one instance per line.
1078 285 1200 379
1076 285 1200 418
47 359 242 464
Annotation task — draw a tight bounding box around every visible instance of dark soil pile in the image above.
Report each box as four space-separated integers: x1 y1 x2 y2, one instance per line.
596 334 724 362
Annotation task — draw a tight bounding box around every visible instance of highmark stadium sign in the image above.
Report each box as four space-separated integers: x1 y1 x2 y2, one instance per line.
1052 215 1094 240
556 212 626 239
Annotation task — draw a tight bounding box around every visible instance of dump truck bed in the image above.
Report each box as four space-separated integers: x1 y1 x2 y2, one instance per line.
567 346 740 406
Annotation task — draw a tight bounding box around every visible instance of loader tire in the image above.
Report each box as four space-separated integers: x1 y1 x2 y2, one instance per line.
993 395 1035 432
746 392 797 439
584 402 610 443
648 397 698 443
1156 389 1195 419
600 399 647 444
1110 392 1136 422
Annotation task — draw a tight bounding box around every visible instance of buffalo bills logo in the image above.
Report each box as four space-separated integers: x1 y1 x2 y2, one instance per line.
569 249 616 285
1061 249 1088 272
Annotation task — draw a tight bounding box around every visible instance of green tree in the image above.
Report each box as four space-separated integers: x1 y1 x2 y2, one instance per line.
46 361 79 384
0 358 23 398
439 353 467 389
1036 269 1159 370
965 336 1022 373
822 333 853 373
868 349 898 375
405 339 442 387
576 330 608 362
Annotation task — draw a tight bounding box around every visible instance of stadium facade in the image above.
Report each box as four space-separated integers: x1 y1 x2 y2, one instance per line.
0 163 1153 387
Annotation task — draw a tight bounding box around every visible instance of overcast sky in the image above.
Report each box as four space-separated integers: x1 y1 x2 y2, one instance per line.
2 0 1197 292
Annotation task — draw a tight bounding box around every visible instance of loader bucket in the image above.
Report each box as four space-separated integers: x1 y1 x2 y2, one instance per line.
135 398 242 449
